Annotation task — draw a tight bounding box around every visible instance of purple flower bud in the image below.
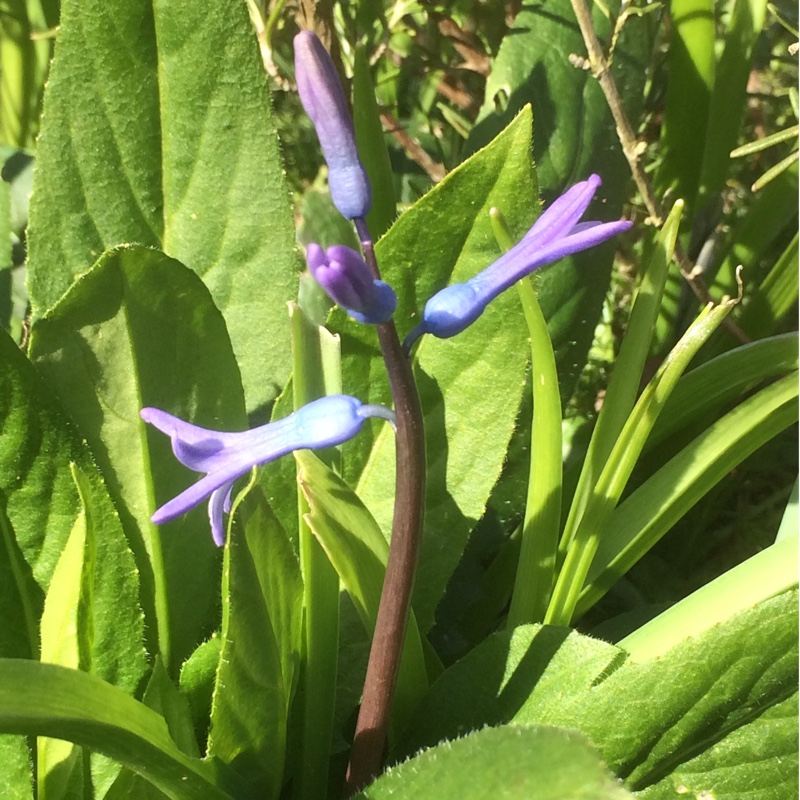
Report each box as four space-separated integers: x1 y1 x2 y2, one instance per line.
403 175 632 350
294 31 371 220
142 395 395 545
307 243 397 324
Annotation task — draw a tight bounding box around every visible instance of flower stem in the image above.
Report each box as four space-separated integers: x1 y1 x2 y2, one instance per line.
345 221 426 794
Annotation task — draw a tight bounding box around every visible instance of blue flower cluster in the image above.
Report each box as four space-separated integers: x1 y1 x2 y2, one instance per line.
142 32 631 545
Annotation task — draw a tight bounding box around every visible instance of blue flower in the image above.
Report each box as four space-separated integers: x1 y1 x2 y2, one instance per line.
294 31 371 220
403 175 633 351
307 243 397 324
142 395 395 545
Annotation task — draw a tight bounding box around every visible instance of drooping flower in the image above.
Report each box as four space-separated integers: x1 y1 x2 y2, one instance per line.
307 243 397 324
294 31 371 220
142 395 395 545
403 175 633 351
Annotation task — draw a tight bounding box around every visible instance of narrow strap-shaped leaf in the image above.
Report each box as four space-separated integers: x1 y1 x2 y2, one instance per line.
0 660 239 800
563 200 683 552
579 371 799 616
548 300 736 625
297 449 428 740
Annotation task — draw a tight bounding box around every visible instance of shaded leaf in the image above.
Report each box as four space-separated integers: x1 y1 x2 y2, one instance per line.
29 245 247 672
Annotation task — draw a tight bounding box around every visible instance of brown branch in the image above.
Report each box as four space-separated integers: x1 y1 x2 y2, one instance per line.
380 110 447 183
568 0 751 344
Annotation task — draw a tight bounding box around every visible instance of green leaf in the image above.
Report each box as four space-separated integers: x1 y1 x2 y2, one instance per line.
563 200 683 555
367 725 634 800
655 0 715 207
0 659 239 800
1 327 147 692
548 300 737 625
140 658 199 759
38 463 148 799
619 536 799 661
710 160 798 302
737 232 799 341
26 0 298 411
647 332 798 449
468 0 651 197
395 625 622 760
179 636 222 750
296 450 428 738
696 0 769 209
0 501 38 661
465 0 650 376
581 371 798 614
28 245 247 673
290 303 342 800
399 592 797 798
353 45 396 240
0 734 32 800
507 278 563 627
637 693 798 799
339 106 536 631
208 487 300 800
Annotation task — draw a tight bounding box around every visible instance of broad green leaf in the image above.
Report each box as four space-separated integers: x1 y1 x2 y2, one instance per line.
465 0 650 375
26 0 298 411
637 693 798 799
367 725 633 800
399 592 797 797
0 660 239 800
208 487 300 800
0 734 32 800
540 592 798 792
0 501 37 661
140 658 199 759
337 107 537 631
296 450 428 737
0 327 146 694
28 245 247 673
468 0 651 197
396 624 622 760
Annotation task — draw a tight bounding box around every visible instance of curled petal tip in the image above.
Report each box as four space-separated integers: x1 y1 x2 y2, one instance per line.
418 175 631 341
307 243 397 324
143 395 392 544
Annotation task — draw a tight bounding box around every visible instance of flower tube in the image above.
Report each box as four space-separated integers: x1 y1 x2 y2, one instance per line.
142 395 395 545
403 175 632 351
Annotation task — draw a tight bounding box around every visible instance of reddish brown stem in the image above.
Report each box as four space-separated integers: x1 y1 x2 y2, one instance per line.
344 225 426 794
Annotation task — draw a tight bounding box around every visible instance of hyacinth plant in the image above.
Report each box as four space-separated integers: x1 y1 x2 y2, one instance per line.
0 2 797 800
